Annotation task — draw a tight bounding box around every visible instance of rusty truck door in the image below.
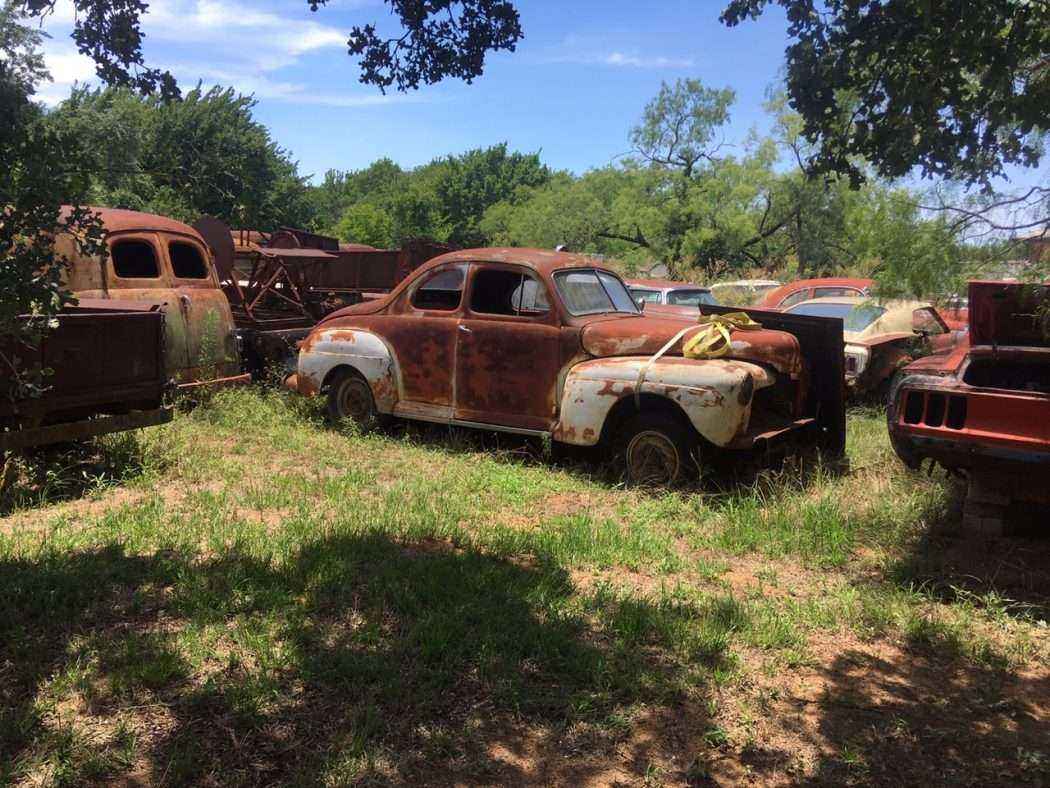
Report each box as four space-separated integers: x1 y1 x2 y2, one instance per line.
454 264 561 432
105 232 193 380
162 236 241 381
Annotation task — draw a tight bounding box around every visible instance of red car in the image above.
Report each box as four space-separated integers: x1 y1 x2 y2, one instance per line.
757 278 873 310
888 281 1050 533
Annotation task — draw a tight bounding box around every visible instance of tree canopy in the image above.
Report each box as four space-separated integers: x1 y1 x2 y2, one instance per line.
720 0 1050 196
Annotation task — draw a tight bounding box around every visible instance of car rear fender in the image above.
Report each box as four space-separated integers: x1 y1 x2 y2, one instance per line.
552 356 775 447
296 327 399 413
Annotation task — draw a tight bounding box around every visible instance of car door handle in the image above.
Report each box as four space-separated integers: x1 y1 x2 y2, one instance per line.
458 325 472 334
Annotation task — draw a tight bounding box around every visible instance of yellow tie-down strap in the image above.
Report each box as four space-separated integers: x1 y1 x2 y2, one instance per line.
634 312 763 405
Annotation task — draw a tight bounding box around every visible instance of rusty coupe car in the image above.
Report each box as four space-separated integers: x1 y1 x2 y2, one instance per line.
784 296 958 398
757 277 873 310
888 281 1050 533
289 248 845 484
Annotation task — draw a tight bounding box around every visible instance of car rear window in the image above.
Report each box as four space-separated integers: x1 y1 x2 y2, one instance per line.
170 242 210 279
111 240 160 279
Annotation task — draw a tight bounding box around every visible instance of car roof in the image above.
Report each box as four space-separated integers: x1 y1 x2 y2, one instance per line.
422 247 614 278
62 206 203 237
761 277 873 305
710 279 781 288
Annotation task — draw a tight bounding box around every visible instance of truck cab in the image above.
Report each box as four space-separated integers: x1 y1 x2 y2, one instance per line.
56 207 245 386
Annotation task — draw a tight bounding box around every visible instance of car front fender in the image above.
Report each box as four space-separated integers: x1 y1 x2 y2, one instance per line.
552 356 775 447
295 327 399 413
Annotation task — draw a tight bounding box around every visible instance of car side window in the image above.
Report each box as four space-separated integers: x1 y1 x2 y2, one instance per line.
779 289 811 309
470 267 550 316
170 241 210 279
411 265 466 311
112 239 160 279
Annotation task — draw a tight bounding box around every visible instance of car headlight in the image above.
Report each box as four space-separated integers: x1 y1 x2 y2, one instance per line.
844 345 869 377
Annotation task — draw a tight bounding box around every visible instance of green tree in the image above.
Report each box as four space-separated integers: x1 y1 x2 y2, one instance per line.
0 2 105 394
434 143 550 246
721 0 1049 191
46 85 313 228
332 202 395 248
630 78 735 178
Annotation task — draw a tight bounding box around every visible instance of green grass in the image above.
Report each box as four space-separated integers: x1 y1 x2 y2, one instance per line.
0 387 1046 785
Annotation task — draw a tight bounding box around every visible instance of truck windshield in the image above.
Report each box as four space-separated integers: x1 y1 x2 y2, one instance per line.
556 269 640 315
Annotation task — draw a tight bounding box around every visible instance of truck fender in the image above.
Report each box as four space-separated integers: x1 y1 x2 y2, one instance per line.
296 328 399 413
552 356 775 448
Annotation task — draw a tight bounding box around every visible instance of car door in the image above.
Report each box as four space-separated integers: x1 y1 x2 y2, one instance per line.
454 263 562 432
105 232 193 379
379 263 467 419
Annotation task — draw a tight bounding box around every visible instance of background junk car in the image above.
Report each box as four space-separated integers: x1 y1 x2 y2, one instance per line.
888 281 1050 534
289 248 845 484
757 277 873 310
784 296 957 398
626 279 718 309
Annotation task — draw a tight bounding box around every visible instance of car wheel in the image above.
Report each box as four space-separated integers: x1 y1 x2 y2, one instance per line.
327 370 379 429
619 413 696 486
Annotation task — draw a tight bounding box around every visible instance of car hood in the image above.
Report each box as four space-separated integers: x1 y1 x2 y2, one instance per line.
580 315 802 376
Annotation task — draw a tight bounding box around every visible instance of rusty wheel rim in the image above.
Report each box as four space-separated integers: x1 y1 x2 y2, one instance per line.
626 430 680 485
337 379 373 424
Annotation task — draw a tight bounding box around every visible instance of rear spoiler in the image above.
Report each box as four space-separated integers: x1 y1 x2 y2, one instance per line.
704 304 846 456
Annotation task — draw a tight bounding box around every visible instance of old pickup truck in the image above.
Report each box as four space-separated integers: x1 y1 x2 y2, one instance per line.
289 248 845 483
57 207 246 387
888 281 1050 533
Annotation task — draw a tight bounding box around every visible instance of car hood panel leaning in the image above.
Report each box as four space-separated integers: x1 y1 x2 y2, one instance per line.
580 316 802 376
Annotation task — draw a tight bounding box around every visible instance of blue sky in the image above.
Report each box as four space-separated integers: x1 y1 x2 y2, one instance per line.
37 0 793 181
33 0 1045 199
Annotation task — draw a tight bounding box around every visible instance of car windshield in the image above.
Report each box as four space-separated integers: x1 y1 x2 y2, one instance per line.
786 301 886 331
556 269 639 315
667 288 716 307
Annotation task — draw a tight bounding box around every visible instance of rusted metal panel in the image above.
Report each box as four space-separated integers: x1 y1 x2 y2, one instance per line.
554 356 774 447
704 304 846 455
0 408 172 452
1 302 170 449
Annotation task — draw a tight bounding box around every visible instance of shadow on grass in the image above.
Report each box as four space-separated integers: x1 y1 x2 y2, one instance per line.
798 647 1049 785
886 479 1050 624
0 432 160 516
0 533 731 785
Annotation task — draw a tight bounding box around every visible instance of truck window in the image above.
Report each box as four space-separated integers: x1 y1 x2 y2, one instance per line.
471 268 550 316
112 240 160 279
170 241 210 279
411 265 465 311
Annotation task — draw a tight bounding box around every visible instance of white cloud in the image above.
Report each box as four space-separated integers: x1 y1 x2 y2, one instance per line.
539 34 694 70
602 52 695 69
33 0 409 108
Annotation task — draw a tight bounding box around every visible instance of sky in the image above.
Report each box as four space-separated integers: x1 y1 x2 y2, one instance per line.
34 0 794 181
29 0 1047 201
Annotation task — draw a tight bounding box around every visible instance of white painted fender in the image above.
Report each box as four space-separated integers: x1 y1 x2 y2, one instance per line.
552 356 775 448
295 328 399 413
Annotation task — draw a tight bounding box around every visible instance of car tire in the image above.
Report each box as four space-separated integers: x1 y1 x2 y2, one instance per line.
618 413 697 486
326 370 379 430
